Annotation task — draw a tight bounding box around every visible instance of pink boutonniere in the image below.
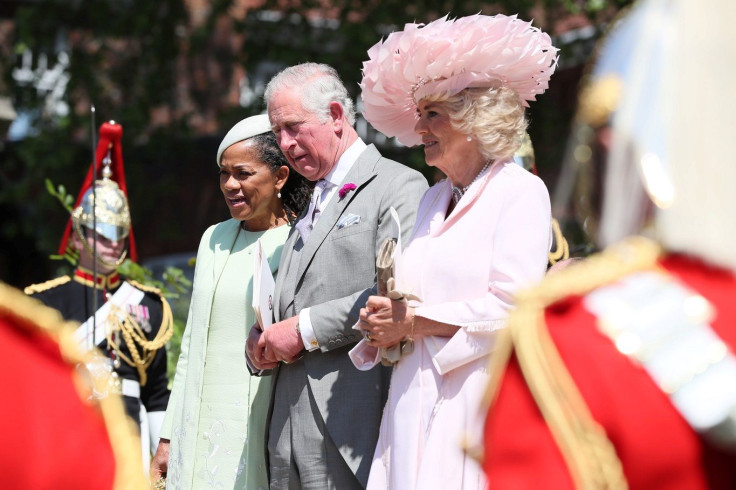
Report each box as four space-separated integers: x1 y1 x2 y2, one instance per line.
338 183 357 199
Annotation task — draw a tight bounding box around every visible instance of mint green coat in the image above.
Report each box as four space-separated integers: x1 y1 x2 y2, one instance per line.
161 219 288 489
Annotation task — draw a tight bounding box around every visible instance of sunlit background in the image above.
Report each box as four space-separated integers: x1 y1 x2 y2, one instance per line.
0 0 632 376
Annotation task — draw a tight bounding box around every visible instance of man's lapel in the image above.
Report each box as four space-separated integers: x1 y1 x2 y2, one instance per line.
295 145 380 284
273 228 299 322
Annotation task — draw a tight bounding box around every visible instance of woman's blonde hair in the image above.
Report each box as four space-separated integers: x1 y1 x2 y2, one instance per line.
423 85 527 161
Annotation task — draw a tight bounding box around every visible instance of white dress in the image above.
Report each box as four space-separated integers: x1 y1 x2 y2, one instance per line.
366 161 551 490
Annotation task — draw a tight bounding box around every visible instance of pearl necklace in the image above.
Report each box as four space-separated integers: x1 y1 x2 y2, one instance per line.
451 160 493 204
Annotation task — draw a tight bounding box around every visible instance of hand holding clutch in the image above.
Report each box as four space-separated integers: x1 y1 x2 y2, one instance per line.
376 237 421 365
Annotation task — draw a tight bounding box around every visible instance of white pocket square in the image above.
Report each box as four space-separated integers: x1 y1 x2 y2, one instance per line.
337 214 361 229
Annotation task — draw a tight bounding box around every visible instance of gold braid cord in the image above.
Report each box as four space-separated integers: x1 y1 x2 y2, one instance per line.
2 282 148 489
548 218 570 265
106 280 174 386
485 236 661 490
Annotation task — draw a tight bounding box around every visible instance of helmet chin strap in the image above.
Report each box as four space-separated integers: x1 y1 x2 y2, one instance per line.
73 219 128 270
94 248 127 269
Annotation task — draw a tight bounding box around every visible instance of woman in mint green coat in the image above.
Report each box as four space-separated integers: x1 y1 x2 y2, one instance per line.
151 115 311 489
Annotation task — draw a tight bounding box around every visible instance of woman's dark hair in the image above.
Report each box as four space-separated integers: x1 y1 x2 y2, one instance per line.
250 131 313 221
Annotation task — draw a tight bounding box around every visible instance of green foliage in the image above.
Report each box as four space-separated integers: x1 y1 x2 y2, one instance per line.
45 178 75 213
556 0 631 15
237 0 633 90
0 128 85 267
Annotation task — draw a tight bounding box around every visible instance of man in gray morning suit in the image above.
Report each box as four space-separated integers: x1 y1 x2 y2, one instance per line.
246 62 427 490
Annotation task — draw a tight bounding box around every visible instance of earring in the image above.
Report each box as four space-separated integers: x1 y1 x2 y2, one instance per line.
466 136 472 142
277 192 282 199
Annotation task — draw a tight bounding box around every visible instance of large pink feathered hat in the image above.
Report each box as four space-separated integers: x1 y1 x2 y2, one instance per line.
360 14 559 147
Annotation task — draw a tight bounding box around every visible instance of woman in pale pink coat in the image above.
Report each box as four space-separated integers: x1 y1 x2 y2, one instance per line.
354 14 558 490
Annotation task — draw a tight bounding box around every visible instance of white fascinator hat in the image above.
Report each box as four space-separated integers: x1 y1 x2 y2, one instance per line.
216 114 272 167
359 14 559 147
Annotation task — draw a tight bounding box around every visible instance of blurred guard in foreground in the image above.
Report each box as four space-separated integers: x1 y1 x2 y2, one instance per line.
25 121 173 471
0 281 146 489
483 0 736 488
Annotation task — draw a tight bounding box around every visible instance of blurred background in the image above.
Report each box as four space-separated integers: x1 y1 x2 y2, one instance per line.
0 0 633 285
0 0 631 374
0 0 632 374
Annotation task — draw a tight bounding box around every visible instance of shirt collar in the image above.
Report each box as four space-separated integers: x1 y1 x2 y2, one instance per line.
323 138 366 187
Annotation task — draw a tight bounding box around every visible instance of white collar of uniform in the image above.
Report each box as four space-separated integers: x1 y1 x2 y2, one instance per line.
323 138 367 187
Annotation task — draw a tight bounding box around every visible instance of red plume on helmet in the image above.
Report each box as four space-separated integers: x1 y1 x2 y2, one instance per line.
58 121 138 263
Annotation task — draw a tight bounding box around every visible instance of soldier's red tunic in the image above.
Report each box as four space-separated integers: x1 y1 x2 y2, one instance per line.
0 283 146 489
483 253 736 489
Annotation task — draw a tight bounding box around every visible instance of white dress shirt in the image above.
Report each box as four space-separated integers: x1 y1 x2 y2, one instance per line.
298 138 367 351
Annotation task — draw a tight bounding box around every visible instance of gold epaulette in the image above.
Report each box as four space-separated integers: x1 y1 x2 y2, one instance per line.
484 236 662 490
23 276 71 295
126 279 161 296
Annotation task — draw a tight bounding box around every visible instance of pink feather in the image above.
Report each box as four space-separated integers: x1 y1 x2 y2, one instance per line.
360 14 558 147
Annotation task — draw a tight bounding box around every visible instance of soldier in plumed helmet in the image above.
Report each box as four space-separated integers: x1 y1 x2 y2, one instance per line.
25 121 172 470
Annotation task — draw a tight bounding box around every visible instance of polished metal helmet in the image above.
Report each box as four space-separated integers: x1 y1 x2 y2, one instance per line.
71 164 131 242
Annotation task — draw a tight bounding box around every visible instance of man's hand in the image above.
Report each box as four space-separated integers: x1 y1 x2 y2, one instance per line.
246 324 279 371
151 439 170 483
259 316 304 364
359 296 412 348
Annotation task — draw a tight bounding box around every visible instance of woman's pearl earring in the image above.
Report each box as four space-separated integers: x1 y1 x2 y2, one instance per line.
466 136 472 142
277 192 282 199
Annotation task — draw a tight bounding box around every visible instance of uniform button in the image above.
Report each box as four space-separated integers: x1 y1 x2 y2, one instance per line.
310 340 318 347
